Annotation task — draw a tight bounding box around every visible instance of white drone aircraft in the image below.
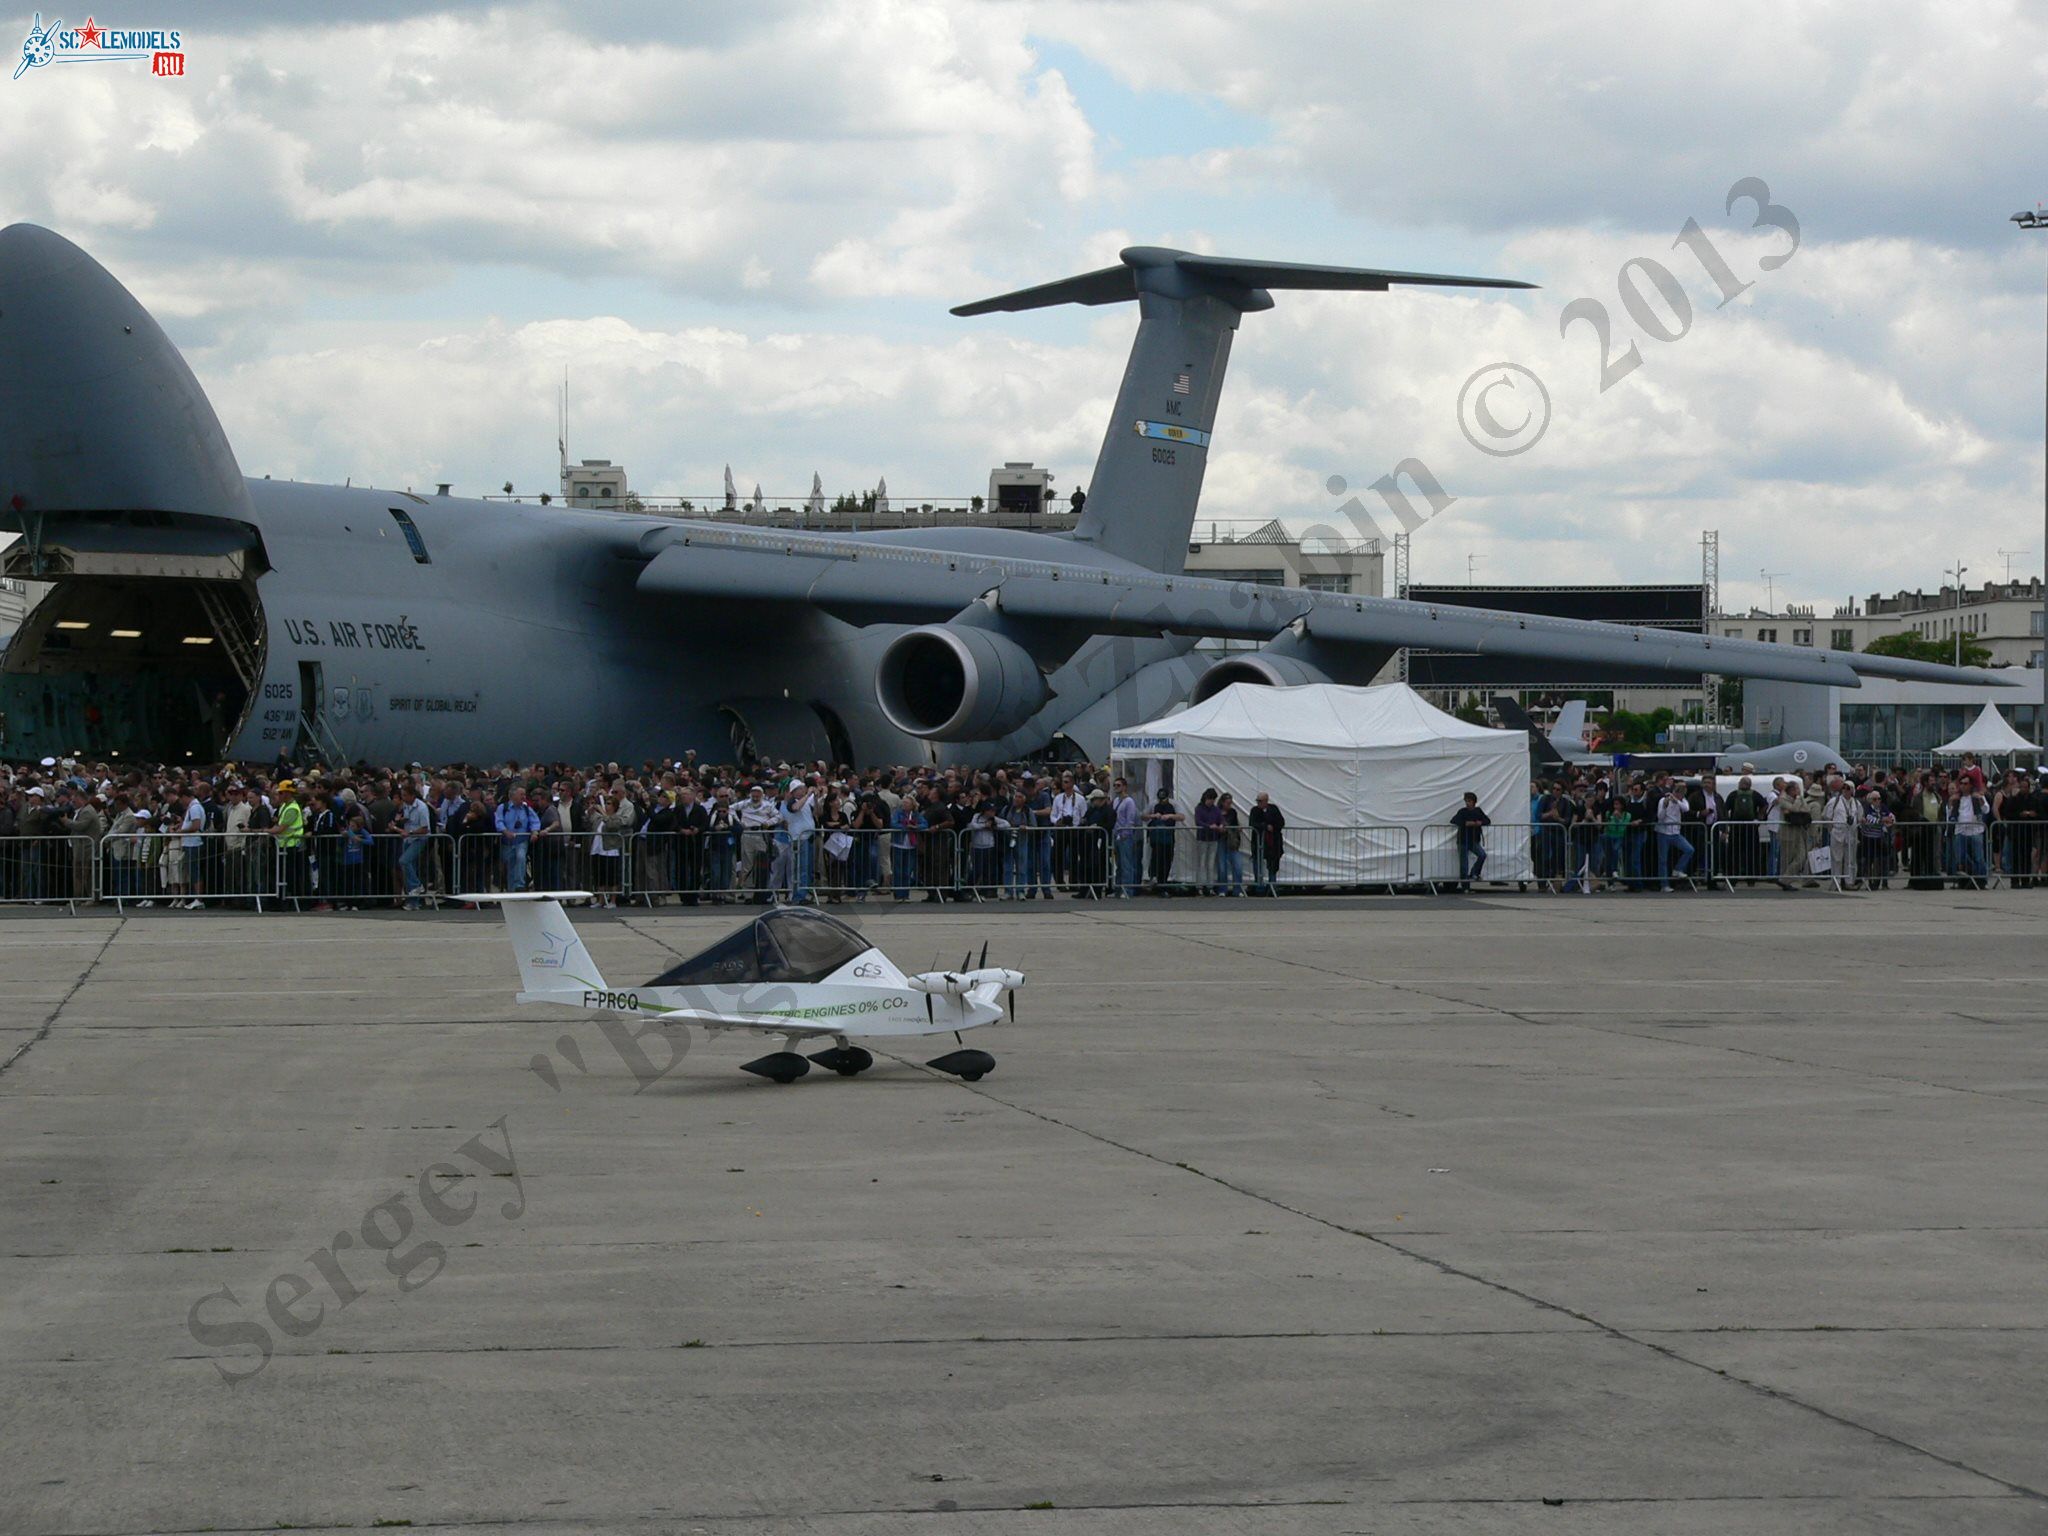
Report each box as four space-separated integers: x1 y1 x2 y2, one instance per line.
473 894 1022 1083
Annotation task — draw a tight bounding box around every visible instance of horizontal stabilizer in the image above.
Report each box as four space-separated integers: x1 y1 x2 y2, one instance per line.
951 245 1533 316
1176 254 1535 292
462 890 594 903
950 263 1139 315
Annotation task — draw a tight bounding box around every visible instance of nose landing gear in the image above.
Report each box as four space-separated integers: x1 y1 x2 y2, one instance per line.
926 1048 996 1082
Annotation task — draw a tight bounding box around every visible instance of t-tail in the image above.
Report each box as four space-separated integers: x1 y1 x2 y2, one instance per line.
466 892 606 1003
952 248 1533 575
1550 700 1589 755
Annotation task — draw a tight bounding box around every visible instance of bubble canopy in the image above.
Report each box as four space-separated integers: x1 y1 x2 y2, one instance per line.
645 907 873 988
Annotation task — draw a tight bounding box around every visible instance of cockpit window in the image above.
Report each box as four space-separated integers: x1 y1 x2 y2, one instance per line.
645 908 870 987
759 908 870 980
387 507 431 564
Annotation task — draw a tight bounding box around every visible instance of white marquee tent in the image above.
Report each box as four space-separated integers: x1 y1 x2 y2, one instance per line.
1110 682 1531 885
1933 702 2041 757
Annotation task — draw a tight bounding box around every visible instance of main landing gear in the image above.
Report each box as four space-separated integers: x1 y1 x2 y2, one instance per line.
808 1045 874 1077
739 1039 997 1083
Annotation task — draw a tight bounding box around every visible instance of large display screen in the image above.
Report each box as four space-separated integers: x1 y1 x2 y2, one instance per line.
1402 584 1706 688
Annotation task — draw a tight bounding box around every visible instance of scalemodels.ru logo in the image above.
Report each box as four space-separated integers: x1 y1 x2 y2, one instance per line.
13 12 184 80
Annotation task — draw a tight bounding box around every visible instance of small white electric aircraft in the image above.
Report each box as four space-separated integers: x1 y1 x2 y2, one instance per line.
472 893 1022 1083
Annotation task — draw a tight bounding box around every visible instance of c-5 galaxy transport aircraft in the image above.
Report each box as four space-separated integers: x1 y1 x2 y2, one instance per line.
0 224 2012 767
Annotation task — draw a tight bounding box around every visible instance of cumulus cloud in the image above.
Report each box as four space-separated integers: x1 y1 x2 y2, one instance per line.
2 1 1104 311
1029 0 2048 249
4 0 2044 613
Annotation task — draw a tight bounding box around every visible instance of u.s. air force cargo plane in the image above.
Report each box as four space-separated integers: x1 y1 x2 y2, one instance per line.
477 894 1020 1083
0 224 2014 767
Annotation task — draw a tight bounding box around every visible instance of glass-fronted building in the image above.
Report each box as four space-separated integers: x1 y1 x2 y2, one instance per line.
1840 700 2042 758
1748 674 2046 763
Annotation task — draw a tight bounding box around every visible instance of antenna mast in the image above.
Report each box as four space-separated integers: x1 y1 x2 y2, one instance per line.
557 369 569 497
1701 529 1721 727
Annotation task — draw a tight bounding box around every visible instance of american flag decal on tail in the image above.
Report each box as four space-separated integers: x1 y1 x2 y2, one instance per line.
1172 372 1191 395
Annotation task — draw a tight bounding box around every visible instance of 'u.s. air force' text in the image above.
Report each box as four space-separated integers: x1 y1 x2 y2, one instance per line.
281 615 426 651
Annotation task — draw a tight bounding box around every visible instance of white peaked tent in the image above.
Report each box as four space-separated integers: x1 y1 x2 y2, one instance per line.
874 476 889 515
1934 702 2040 757
1110 682 1531 885
806 472 825 518
722 465 737 511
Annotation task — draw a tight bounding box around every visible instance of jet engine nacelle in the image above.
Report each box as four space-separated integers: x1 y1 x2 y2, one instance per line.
1187 632 1395 705
875 624 1052 740
1188 650 1332 703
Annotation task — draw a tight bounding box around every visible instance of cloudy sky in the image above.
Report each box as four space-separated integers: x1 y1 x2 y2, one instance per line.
5 0 2046 609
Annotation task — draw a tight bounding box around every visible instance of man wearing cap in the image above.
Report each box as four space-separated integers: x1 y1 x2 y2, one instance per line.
397 782 433 910
19 783 58 903
1050 772 1085 892
66 786 107 905
1111 777 1142 898
273 782 308 910
1021 771 1055 899
0 781 16 901
176 780 211 908
1723 775 1765 882
105 793 142 902
739 784 779 902
221 784 257 905
494 783 540 894
779 780 816 904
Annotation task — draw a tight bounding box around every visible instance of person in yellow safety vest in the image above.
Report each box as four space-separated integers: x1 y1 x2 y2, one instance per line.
273 781 307 908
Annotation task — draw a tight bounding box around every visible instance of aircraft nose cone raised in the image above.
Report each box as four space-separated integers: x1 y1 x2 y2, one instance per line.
0 222 97 293
0 223 250 520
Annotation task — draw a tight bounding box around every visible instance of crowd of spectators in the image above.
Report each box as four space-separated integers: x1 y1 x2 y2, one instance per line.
0 749 2040 909
1516 756 2048 892
0 752 1293 909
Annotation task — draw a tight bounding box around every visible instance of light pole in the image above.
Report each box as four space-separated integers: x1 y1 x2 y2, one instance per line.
2012 209 2046 742
1948 560 1969 667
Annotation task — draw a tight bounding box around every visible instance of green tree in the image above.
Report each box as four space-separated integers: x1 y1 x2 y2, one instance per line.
1603 706 1677 751
1865 631 1991 668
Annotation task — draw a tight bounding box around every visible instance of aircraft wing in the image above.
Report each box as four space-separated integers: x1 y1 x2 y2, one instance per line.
653 1006 840 1037
634 522 2017 690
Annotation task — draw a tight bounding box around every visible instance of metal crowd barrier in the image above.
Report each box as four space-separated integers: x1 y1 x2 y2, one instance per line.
1992 819 2047 887
0 833 96 912
1420 822 1540 892
39 814 2043 912
101 828 281 910
273 829 453 910
94 828 460 912
321 829 451 909
808 827 890 902
1195 823 1415 893
623 827 760 903
446 829 590 900
951 824 1114 899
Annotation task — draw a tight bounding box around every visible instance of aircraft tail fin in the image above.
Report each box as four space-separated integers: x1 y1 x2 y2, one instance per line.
1550 700 1590 755
1491 696 1566 768
465 892 605 1000
952 247 1532 575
